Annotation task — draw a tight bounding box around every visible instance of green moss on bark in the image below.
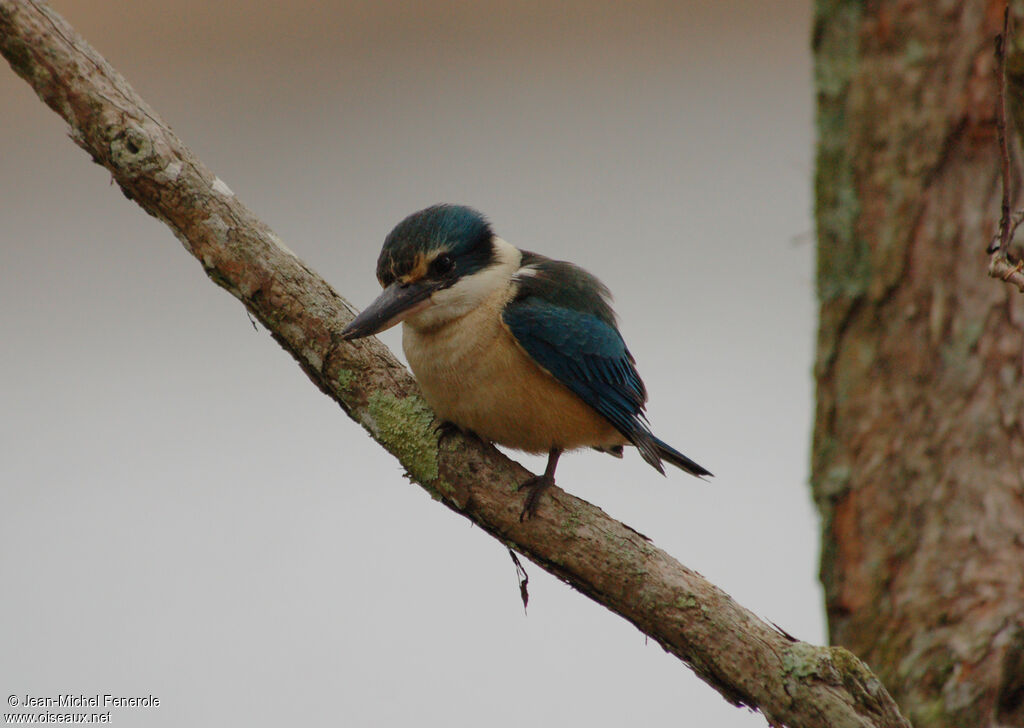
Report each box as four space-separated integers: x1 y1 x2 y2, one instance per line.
366 391 440 484
813 0 867 305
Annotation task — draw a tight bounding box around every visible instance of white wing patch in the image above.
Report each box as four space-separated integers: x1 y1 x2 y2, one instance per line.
513 265 542 281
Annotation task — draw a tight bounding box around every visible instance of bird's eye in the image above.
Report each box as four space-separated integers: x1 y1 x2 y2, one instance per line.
431 253 454 276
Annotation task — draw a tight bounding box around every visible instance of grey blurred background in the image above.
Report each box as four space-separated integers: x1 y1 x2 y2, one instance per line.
1 1 817 725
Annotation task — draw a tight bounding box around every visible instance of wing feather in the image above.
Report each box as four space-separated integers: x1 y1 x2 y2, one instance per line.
504 254 661 465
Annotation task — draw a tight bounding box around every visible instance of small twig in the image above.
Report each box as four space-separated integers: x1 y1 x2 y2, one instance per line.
988 7 1024 293
992 8 1013 255
991 253 1024 291
508 549 529 612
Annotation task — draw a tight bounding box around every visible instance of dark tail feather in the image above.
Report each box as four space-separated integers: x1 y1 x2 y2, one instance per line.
652 436 712 478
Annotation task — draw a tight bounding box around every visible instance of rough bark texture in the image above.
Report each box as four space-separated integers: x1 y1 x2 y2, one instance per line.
0 1 915 726
813 1 1024 726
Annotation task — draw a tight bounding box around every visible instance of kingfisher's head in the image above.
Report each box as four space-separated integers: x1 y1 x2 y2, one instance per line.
342 204 515 339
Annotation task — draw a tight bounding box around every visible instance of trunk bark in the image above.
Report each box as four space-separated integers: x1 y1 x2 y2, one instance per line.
812 1 1024 726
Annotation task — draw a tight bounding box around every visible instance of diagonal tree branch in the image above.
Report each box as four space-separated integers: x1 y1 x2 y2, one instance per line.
0 2 910 726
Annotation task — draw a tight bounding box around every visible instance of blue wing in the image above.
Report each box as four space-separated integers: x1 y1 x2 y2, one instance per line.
502 254 665 469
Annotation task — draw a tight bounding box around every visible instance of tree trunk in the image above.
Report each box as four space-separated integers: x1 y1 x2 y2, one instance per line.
812 2 1024 726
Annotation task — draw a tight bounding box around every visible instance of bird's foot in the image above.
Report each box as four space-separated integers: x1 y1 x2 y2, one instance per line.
434 420 470 442
517 473 555 522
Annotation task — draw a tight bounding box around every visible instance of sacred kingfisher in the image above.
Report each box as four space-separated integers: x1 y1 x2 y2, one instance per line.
342 204 710 518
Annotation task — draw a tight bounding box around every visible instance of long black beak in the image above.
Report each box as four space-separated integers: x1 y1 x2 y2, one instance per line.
341 279 442 340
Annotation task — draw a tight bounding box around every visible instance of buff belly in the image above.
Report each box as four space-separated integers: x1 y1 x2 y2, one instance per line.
402 303 624 454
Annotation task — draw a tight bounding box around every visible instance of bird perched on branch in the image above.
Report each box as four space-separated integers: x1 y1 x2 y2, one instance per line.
342 204 710 518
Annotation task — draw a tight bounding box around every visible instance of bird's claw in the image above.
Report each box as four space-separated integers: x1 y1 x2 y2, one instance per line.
434 420 463 441
518 474 554 522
